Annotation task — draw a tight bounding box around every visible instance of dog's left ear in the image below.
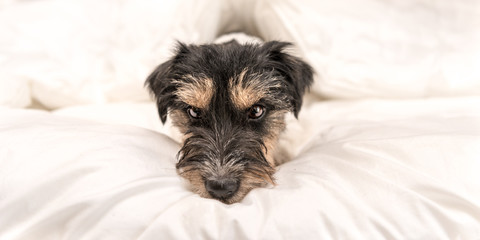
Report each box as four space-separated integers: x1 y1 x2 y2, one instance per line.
262 41 314 118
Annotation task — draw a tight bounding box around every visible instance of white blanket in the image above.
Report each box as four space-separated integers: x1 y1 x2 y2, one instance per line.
1 0 480 239
2 0 480 109
1 97 479 239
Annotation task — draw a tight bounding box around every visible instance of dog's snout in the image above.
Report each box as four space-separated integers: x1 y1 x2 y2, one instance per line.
205 178 239 200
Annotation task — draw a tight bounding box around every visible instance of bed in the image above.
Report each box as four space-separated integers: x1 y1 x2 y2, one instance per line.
1 0 480 239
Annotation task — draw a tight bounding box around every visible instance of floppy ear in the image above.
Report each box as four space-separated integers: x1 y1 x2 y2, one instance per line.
145 42 191 123
262 41 314 118
145 60 174 124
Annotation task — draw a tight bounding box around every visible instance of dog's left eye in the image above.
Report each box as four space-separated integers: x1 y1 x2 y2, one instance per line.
187 106 201 119
248 105 266 120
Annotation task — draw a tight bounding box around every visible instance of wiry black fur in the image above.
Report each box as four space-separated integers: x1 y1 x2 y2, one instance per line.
146 40 313 203
146 40 313 122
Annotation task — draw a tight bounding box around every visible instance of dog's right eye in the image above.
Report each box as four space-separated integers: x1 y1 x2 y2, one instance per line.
247 105 266 120
187 106 201 119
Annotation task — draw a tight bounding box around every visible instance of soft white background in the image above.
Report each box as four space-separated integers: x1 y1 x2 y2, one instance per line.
2 0 480 108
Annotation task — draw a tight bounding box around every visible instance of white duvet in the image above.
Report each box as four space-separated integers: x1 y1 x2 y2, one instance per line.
2 0 480 239
1 97 480 239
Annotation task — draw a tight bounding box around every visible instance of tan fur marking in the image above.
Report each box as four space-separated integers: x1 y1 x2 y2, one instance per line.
169 109 189 135
178 155 276 204
175 75 214 109
229 70 266 110
177 167 209 197
262 110 288 166
263 136 278 166
227 170 274 203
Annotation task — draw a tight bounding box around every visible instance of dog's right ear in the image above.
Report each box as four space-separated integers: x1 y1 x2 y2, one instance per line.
146 42 191 124
146 60 174 124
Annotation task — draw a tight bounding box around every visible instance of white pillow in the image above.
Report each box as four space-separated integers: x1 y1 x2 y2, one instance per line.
0 108 181 239
0 73 30 108
250 0 480 98
0 0 213 109
1 97 480 239
3 0 479 109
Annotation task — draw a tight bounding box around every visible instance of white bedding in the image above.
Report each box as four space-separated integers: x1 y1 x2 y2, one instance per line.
2 0 480 109
1 97 480 239
2 0 480 239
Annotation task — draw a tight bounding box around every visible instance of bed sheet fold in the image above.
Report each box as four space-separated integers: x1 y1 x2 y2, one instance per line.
0 97 479 239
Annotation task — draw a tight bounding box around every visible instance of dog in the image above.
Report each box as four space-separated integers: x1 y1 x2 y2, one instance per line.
146 39 313 204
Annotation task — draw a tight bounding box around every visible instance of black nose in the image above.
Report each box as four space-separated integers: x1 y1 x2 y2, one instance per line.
205 178 239 200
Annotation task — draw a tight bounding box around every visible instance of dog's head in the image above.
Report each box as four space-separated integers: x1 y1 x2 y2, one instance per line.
146 40 313 203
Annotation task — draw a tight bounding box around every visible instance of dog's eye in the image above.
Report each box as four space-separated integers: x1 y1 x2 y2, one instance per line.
248 105 265 119
187 106 201 119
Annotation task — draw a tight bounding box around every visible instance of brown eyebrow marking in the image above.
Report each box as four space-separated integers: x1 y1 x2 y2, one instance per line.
174 75 215 109
229 69 281 110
